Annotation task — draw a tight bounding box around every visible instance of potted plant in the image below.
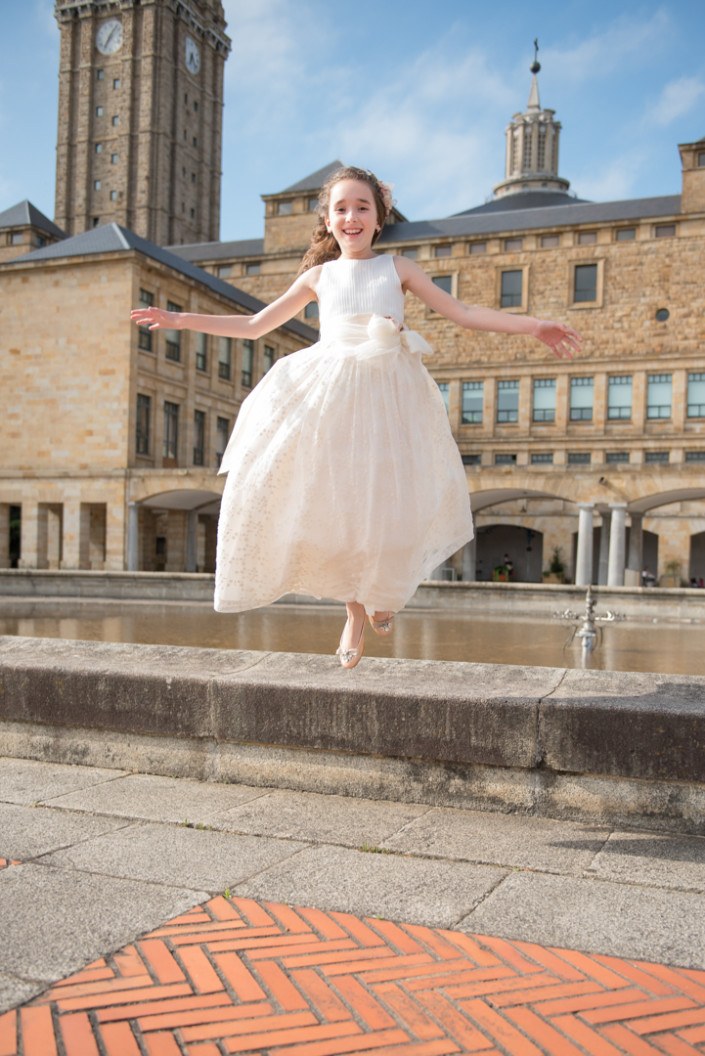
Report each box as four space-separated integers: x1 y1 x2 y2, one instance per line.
543 546 566 584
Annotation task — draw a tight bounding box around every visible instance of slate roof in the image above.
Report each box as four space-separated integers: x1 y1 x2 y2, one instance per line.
172 237 265 262
276 161 345 195
11 223 317 342
453 190 590 216
0 199 66 240
377 194 682 244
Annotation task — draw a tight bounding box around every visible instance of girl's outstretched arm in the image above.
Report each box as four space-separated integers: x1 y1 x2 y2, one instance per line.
394 256 581 360
130 268 321 339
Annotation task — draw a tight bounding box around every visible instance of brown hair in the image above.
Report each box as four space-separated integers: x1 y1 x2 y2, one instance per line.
298 166 392 275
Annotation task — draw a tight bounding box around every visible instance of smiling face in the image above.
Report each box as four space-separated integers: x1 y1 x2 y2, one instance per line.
326 178 381 258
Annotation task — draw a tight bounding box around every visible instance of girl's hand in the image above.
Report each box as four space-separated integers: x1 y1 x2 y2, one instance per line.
533 320 581 360
130 306 181 331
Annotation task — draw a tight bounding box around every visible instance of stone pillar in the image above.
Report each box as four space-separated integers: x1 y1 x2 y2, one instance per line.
186 510 198 573
60 501 81 570
597 511 611 586
461 537 477 581
575 503 595 586
127 502 139 572
607 503 628 587
627 512 644 574
19 503 39 568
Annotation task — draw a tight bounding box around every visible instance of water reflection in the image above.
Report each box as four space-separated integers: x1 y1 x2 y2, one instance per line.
1 599 703 676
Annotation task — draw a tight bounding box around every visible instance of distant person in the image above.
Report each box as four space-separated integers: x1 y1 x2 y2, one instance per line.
131 167 579 668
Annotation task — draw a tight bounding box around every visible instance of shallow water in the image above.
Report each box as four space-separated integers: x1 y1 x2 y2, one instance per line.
1 598 704 676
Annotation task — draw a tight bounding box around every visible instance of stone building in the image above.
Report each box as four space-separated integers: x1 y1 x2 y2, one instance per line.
1 2 703 584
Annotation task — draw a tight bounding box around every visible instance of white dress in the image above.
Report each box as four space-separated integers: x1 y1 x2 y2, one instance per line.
214 253 474 616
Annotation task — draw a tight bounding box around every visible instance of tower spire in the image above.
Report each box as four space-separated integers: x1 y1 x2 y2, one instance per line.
493 41 570 201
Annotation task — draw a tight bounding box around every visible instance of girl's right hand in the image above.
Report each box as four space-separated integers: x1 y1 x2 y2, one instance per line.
130 306 181 330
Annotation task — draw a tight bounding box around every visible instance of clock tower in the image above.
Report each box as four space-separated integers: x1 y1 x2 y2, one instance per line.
54 0 231 244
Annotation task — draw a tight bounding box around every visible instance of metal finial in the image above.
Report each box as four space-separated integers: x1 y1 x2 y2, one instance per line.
530 38 541 75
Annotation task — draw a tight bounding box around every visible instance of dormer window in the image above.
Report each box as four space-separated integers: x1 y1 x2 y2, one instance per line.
276 201 293 216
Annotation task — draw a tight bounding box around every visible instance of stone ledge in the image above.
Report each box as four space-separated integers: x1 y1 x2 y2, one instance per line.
1 636 704 832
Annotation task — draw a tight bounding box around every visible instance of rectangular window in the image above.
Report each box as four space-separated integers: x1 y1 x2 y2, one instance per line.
685 451 705 463
110 153 118 165
462 454 481 466
138 289 154 352
276 200 293 215
461 381 483 424
532 378 556 422
570 376 594 421
645 450 669 463
698 151 705 168
96 106 104 117
500 269 522 308
112 114 120 126
218 337 232 380
94 180 101 190
431 274 453 294
193 410 206 466
504 237 523 252
578 231 597 244
568 452 591 465
401 247 418 259
241 339 254 388
469 241 487 255
437 382 450 414
608 374 632 419
495 453 517 465
216 417 229 467
606 451 630 464
195 333 207 372
136 394 151 456
615 227 636 241
531 452 554 464
245 262 261 275
573 263 598 303
165 300 182 361
112 77 120 89
654 224 676 238
304 301 319 319
434 245 452 257
96 69 105 81
497 379 519 423
163 402 179 462
308 196 319 212
263 345 275 373
540 234 559 248
647 373 672 419
687 372 705 418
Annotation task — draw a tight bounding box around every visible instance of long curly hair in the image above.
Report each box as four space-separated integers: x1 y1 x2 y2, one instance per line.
298 166 393 275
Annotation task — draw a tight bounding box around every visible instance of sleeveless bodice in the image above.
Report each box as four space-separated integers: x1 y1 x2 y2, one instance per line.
317 254 405 335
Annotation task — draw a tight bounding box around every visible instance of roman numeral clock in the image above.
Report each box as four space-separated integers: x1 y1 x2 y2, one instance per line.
54 0 231 245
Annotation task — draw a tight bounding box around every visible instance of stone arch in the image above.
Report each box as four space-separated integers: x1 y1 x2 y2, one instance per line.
128 489 222 573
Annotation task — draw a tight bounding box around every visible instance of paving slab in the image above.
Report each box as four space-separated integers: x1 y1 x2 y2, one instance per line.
38 820 309 892
234 843 508 927
0 801 132 860
0 863 205 988
585 829 705 891
214 788 431 846
459 871 705 969
0 973 45 1016
0 756 127 804
43 770 271 824
381 804 610 873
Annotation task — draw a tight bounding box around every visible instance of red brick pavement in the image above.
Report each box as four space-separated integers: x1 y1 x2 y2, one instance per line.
1 891 705 1054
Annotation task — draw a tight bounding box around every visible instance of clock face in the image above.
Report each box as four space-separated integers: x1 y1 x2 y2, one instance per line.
185 35 201 75
96 18 123 55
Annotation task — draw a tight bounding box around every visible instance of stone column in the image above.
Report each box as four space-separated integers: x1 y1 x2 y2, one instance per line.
607 503 628 587
19 503 39 568
575 503 594 586
127 502 139 572
60 501 81 570
186 510 198 573
597 510 611 586
627 512 644 574
461 537 477 581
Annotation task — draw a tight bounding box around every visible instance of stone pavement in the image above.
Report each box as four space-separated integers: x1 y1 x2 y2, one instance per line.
2 756 705 1054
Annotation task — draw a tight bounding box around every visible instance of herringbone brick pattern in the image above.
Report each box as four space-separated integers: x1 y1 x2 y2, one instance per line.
2 895 705 1054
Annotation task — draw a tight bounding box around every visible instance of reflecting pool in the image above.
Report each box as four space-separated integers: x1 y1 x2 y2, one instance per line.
1 598 704 676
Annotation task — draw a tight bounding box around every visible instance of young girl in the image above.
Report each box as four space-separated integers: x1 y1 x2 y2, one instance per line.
131 166 579 668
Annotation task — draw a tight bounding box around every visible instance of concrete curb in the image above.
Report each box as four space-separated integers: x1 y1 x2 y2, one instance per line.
1 636 705 833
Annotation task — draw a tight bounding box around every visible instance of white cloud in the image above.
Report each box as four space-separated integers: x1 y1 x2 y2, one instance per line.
542 8 674 84
651 75 705 126
573 150 649 203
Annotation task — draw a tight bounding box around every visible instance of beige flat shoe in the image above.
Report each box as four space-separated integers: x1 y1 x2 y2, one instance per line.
336 616 365 669
369 612 395 636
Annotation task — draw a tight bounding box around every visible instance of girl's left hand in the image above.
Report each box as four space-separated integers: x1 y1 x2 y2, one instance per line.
534 320 581 360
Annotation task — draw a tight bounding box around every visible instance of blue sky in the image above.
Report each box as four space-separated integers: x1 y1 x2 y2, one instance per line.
1 0 704 240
